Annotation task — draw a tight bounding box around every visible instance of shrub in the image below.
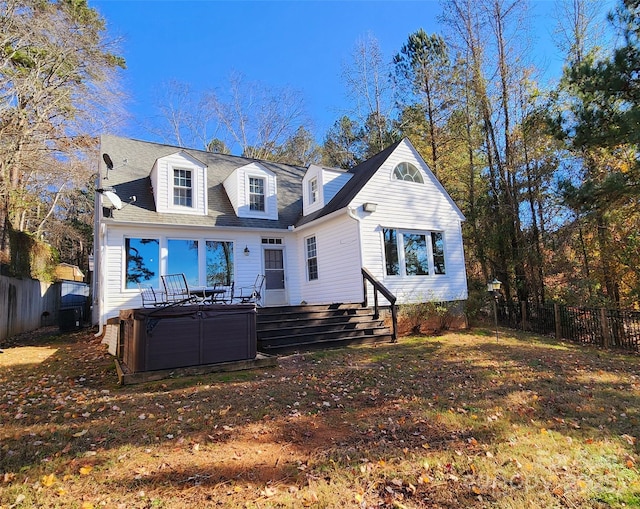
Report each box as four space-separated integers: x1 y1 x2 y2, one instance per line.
398 300 456 336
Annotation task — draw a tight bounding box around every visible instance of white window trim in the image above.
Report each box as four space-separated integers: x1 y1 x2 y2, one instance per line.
305 235 319 282
246 173 269 216
204 238 236 286
170 166 197 211
391 162 424 184
122 235 161 291
382 227 446 278
123 235 236 291
309 177 318 204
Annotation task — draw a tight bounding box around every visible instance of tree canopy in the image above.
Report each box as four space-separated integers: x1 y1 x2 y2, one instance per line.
0 0 124 276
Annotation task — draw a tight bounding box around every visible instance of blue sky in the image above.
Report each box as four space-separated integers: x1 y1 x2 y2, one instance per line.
91 1 584 148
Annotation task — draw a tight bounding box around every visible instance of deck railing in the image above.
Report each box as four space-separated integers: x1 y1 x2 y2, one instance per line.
361 268 397 341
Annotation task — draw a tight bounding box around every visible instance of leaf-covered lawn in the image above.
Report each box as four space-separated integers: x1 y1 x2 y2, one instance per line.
1 327 639 508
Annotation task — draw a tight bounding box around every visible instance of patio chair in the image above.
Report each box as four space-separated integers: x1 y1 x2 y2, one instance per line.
138 284 167 308
160 273 198 305
208 282 234 304
234 274 265 306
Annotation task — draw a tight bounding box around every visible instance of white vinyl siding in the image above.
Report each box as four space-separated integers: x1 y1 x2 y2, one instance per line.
355 140 467 304
323 172 351 204
302 166 352 216
299 215 362 305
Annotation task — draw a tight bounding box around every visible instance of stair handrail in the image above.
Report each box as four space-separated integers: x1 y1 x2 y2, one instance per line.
361 267 397 342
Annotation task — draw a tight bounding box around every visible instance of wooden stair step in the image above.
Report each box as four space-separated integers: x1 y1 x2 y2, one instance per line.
256 303 393 353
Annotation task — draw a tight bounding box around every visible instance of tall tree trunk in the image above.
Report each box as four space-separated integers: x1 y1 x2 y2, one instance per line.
596 213 620 306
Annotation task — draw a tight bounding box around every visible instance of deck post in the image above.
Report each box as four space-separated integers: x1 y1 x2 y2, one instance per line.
373 289 379 319
362 277 368 307
391 304 397 342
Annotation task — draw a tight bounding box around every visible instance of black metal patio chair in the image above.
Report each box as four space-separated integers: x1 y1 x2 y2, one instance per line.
160 273 199 305
207 282 234 304
233 275 265 306
138 283 167 308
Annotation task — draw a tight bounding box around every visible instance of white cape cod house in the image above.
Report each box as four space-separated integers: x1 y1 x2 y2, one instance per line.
92 135 467 347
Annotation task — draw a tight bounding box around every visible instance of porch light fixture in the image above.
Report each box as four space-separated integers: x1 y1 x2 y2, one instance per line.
244 245 250 256
487 277 502 341
487 277 502 293
363 202 377 213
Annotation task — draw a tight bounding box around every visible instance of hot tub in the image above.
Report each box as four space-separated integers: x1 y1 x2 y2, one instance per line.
119 304 256 373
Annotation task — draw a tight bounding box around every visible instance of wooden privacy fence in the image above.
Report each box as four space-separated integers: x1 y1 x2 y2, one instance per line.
0 275 60 342
497 301 640 352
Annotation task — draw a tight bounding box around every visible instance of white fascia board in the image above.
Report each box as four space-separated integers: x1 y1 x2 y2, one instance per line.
101 218 293 233
292 207 349 232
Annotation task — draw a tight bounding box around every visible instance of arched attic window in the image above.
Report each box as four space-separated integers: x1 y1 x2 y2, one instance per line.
392 162 424 183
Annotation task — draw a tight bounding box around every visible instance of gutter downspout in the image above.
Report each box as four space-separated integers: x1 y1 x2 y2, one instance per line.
347 206 365 301
94 221 106 338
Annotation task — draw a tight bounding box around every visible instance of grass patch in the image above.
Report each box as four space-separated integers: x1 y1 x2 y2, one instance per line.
1 327 639 508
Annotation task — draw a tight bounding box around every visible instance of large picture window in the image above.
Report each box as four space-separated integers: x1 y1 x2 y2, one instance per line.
173 169 193 207
403 233 429 275
249 177 265 211
306 236 318 281
383 228 446 276
206 241 234 286
168 239 199 286
125 238 159 289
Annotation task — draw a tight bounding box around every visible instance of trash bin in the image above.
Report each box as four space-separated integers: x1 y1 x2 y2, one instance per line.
59 307 82 332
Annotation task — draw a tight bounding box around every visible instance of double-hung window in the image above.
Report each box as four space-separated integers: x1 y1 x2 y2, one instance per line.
249 177 265 211
383 228 446 276
306 236 318 281
173 169 193 207
309 177 318 204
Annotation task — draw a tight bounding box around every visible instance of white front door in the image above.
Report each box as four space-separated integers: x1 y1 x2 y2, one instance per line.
263 248 287 306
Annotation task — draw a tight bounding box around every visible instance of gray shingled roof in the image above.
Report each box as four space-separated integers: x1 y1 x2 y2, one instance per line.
99 135 402 229
100 135 308 230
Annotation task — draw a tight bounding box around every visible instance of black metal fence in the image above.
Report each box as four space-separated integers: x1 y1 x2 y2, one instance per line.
496 301 640 352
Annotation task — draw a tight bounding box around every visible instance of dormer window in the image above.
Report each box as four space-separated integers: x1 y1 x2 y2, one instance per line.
150 151 207 215
309 177 318 204
393 162 423 183
249 177 265 211
173 168 193 207
223 162 277 219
